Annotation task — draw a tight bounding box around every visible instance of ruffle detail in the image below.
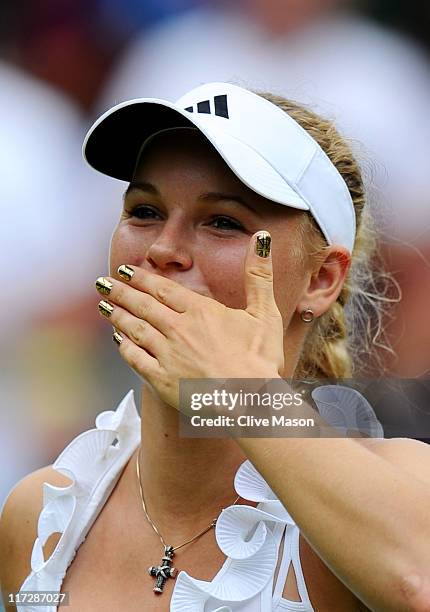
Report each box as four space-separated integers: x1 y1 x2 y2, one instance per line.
234 457 296 523
170 460 296 611
311 385 384 438
234 457 278 502
18 391 302 612
17 389 141 611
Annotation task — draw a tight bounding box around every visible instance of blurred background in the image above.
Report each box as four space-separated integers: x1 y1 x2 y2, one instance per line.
1 0 430 560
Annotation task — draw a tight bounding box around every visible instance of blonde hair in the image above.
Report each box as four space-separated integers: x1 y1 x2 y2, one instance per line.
256 91 399 379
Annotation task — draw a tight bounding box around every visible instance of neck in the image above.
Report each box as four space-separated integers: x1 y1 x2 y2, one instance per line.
136 382 249 541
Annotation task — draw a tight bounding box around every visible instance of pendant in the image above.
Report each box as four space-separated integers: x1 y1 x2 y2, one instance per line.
148 545 177 594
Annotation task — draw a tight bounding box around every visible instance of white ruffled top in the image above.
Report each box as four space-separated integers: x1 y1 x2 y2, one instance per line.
18 389 316 612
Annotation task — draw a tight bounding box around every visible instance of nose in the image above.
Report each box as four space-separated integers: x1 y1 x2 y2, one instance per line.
144 220 193 271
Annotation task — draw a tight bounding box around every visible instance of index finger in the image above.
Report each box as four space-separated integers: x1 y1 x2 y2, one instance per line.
117 264 203 312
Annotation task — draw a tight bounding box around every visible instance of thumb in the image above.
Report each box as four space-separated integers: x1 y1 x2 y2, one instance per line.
245 230 279 319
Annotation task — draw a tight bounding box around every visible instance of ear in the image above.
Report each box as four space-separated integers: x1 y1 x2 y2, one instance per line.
297 246 351 317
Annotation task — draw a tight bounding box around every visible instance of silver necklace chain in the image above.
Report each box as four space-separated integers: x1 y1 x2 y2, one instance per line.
136 446 241 552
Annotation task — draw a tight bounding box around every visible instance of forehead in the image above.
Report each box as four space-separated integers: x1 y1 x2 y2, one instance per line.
130 129 299 220
132 129 262 203
133 129 272 203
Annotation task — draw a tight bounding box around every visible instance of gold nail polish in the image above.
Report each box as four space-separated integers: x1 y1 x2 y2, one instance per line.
118 264 134 281
95 277 113 295
98 300 114 318
255 231 271 258
113 331 123 345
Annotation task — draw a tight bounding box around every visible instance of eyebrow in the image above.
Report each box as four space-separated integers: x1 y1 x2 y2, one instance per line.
123 181 158 200
123 181 262 216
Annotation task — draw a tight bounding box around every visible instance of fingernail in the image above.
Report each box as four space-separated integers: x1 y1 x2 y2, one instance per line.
255 231 271 258
98 300 114 318
95 277 113 295
113 331 123 345
118 264 134 281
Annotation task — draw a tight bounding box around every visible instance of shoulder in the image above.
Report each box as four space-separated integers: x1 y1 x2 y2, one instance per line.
0 465 72 610
356 437 430 486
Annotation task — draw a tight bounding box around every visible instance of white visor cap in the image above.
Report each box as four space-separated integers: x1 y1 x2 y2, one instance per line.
83 82 356 253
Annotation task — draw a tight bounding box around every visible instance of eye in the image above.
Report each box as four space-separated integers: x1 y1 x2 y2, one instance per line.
210 216 244 231
127 205 161 220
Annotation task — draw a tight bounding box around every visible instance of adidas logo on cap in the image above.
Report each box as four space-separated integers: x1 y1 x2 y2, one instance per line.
184 94 229 119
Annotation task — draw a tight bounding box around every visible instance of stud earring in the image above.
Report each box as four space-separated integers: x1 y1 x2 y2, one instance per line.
300 307 314 323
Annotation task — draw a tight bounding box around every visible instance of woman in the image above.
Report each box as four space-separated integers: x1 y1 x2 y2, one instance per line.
1 82 430 612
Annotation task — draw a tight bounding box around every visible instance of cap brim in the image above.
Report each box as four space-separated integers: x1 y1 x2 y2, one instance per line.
83 98 310 211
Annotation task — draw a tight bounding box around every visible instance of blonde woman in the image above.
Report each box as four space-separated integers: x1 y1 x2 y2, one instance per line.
1 83 430 612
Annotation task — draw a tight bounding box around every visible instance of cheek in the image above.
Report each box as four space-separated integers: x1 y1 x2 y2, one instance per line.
199 242 248 309
109 226 144 277
272 252 304 322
